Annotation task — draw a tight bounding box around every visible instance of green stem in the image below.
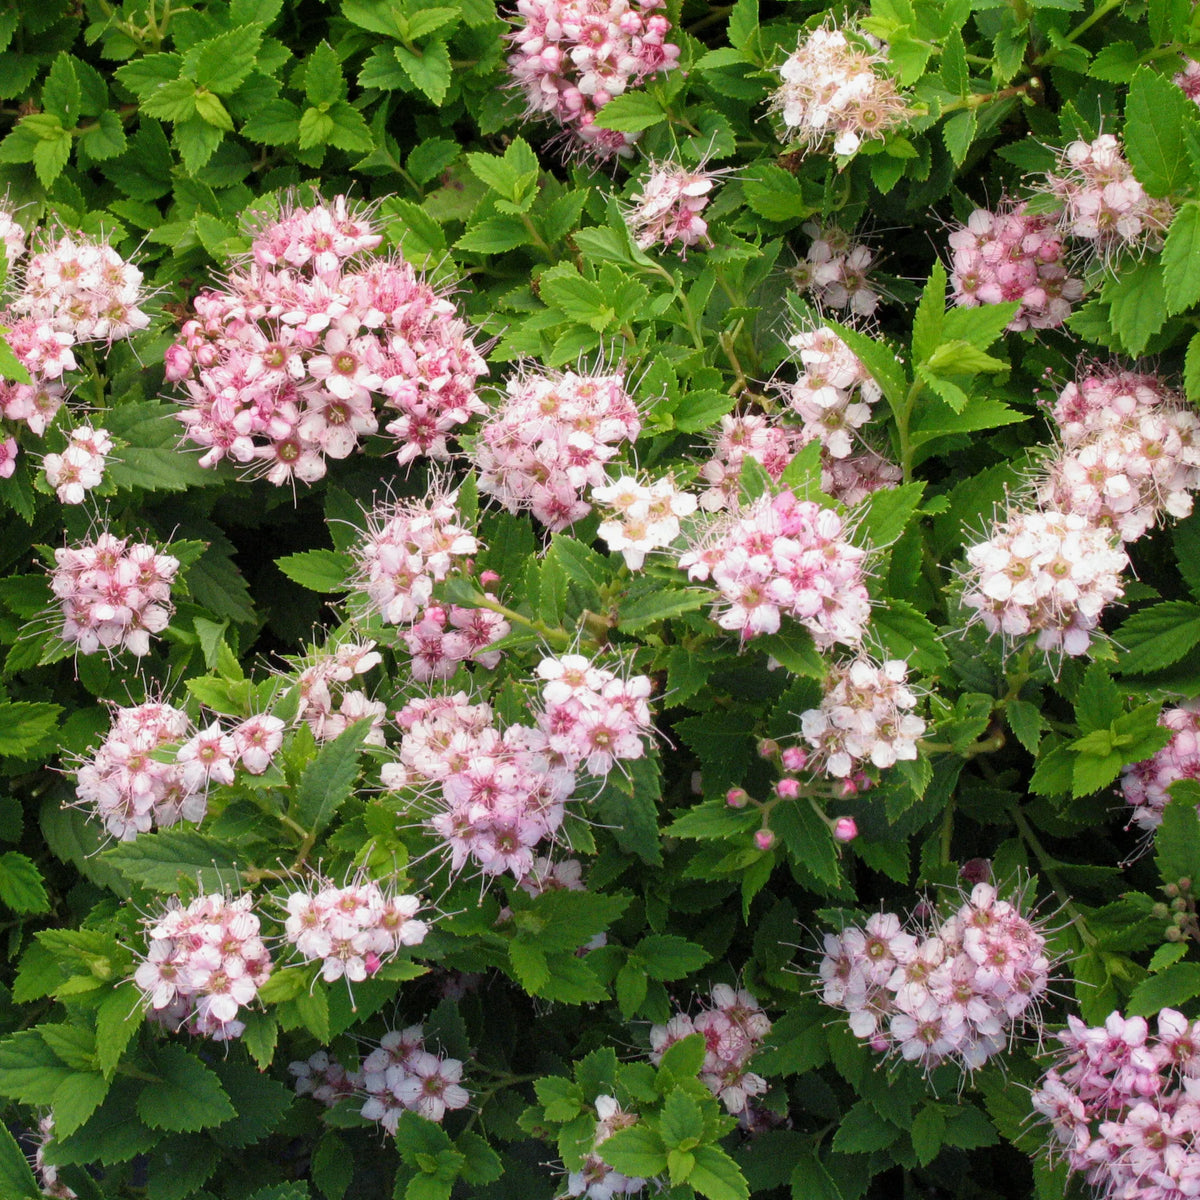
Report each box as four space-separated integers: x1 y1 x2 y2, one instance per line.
937 80 1039 117
1008 802 1098 947
472 594 574 650
1032 0 1123 66
940 796 955 866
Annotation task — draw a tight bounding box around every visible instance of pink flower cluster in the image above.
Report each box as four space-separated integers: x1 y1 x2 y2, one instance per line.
698 414 800 513
1046 134 1173 262
474 365 641 531
649 985 772 1114
0 208 25 266
295 641 387 745
290 1026 469 1129
34 1115 75 1200
948 200 1083 332
506 0 680 160
960 508 1128 657
134 893 273 1041
1032 1009 1200 1200
42 424 112 504
402 602 510 681
74 701 283 841
592 473 697 569
679 488 870 647
772 25 909 157
1178 59 1200 104
351 487 479 626
1041 369 1200 543
1120 702 1200 831
0 314 74 454
568 1095 647 1198
799 655 926 778
168 196 487 485
283 875 427 984
819 884 1052 1072
790 223 880 317
625 160 716 255
51 531 179 657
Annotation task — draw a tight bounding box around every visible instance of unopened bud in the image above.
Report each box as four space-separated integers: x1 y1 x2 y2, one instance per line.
960 858 992 886
1182 877 1193 893
781 747 808 772
1166 925 1185 942
1153 903 1171 920
479 569 501 587
726 787 749 808
839 778 859 798
833 817 857 843
754 829 775 852
1176 911 1189 927
1165 883 1180 899
775 778 801 800
757 738 780 760
1172 897 1188 913
691 771 704 795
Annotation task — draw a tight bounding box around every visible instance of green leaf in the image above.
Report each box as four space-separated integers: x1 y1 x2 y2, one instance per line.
832 1099 900 1153
210 1060 294 1148
295 717 372 834
591 91 666 132
1006 699 1046 755
0 851 48 913
660 1091 705 1149
41 53 81 122
870 599 949 673
674 388 736 433
788 1154 842 1200
617 588 709 632
305 41 346 105
0 701 60 755
924 340 1006 375
1163 202 1200 314
407 137 459 186
598 1126 668 1177
1114 602 1200 673
95 983 142 1078
727 0 759 49
1103 257 1168 355
137 1046 235 1132
0 1122 39 1197
1157 790 1200 885
634 934 710 981
1128 962 1200 1017
241 98 301 144
183 26 262 94
455 215 532 253
141 77 198 122
312 1132 354 1200
275 549 353 592
53 1072 111 1139
101 830 242 892
1125 66 1192 197
911 262 946 364
855 481 925 548
466 138 539 203
1089 41 1141 82
942 110 977 167
394 40 452 105
942 302 1021 348
689 1145 750 1200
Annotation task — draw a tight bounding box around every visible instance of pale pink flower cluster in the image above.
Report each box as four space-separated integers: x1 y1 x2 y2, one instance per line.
567 1095 647 1198
948 200 1084 331
698 414 801 513
649 985 771 1114
1120 702 1200 831
1041 369 1200 543
782 324 883 460
34 1114 76 1199
1046 134 1173 261
625 160 716 255
1178 59 1200 104
0 315 74 451
360 1025 470 1128
401 602 510 681
592 473 697 568
168 196 487 485
474 366 641 531
772 25 909 157
283 876 426 984
75 701 284 841
288 1050 360 1107
51 531 179 657
16 231 150 344
960 508 1128 657
295 641 387 745
506 0 680 160
791 223 880 316
352 488 479 626
42 425 112 504
679 488 870 647
0 208 26 267
134 893 273 1041
517 854 586 896
799 656 925 778
1032 1009 1200 1200
820 885 1051 1072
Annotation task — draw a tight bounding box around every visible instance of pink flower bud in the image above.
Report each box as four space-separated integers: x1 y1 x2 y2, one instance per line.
758 738 780 760
833 817 857 843
775 778 801 800
781 747 808 772
839 778 859 798
479 570 501 587
726 787 749 808
364 952 382 976
754 829 775 852
164 343 192 382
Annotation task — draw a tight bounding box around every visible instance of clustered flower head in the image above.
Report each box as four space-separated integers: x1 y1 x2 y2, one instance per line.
819 884 1052 1072
566 1095 647 1198
134 892 273 1041
474 365 641 531
283 874 427 984
33 1115 75 1200
960 507 1128 658
1178 59 1200 104
42 424 112 504
790 223 880 317
401 602 511 681
1032 1008 1200 1200
1046 134 1173 262
799 655 926 778
948 200 1083 332
772 24 909 157
1120 702 1200 831
290 1026 469 1130
506 0 680 160
625 159 717 256
168 196 487 485
650 985 772 1114
1040 369 1200 543
351 486 479 625
50 531 179 657
592 472 697 568
680 488 871 647
295 640 387 745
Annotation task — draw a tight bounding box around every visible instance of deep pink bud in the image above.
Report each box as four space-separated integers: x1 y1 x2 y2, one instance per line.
754 829 775 852
479 570 501 587
364 952 382 976
775 778 801 800
839 778 859 798
164 343 192 382
781 747 807 772
833 817 857 843
758 738 780 760
726 787 749 808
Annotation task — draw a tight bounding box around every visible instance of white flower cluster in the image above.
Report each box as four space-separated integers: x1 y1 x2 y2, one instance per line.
592 473 697 568
790 223 880 316
42 425 112 504
565 1095 647 1199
